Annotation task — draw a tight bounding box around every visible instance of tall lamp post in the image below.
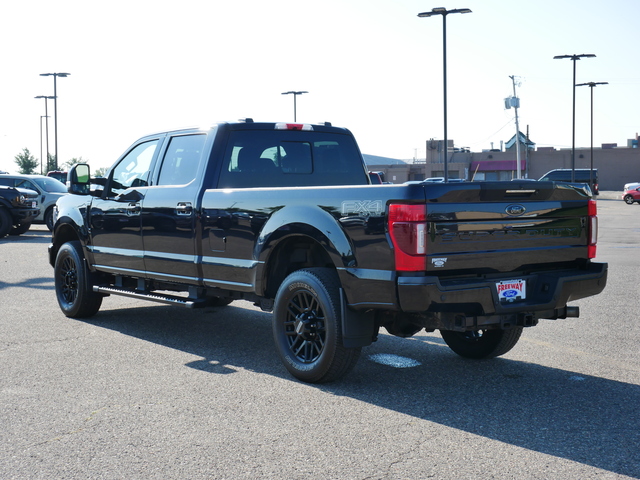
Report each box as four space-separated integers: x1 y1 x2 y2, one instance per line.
34 95 55 173
576 81 608 194
39 115 50 175
418 7 471 183
40 72 70 170
281 91 308 122
553 54 595 182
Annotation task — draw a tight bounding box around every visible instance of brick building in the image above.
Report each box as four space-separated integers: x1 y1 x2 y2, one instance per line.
366 134 640 191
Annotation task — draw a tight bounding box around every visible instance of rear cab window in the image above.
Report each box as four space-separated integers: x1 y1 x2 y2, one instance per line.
217 129 368 188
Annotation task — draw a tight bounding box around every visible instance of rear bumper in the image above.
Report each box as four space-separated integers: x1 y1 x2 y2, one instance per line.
397 262 608 316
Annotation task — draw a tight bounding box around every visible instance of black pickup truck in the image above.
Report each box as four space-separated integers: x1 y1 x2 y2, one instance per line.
49 120 607 382
0 185 40 238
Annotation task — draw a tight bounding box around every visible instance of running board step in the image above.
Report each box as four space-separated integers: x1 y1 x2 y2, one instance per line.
93 286 206 308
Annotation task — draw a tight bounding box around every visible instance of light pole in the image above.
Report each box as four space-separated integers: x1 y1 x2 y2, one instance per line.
553 54 595 182
35 95 55 173
281 91 308 122
40 72 70 170
576 81 608 194
418 7 471 183
39 115 50 175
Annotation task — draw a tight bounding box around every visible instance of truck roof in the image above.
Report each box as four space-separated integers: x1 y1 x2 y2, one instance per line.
140 120 351 138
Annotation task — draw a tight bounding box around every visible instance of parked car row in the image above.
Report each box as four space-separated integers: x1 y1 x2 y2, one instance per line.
0 185 40 238
0 174 68 230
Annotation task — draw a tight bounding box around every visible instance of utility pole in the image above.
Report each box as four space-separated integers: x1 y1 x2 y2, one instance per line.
509 75 522 179
526 125 530 179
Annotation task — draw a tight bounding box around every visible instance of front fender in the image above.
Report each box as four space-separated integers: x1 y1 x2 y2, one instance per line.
49 195 93 267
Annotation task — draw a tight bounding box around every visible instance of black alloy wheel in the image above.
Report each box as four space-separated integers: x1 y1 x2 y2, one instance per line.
273 268 360 383
54 241 103 318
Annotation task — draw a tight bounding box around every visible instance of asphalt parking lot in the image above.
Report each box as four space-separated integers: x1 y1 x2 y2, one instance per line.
1 194 639 479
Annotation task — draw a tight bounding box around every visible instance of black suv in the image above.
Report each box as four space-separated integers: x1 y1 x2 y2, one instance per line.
538 168 599 195
0 185 40 238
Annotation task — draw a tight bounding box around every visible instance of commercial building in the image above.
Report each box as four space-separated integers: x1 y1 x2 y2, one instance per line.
366 133 640 191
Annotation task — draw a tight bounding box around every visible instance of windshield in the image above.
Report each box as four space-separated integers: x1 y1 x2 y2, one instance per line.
33 177 67 193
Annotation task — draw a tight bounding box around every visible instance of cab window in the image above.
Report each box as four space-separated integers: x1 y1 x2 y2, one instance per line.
157 134 206 186
111 140 158 195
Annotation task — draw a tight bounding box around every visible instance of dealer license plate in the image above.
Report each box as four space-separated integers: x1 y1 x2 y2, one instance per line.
496 279 526 303
32 201 37 208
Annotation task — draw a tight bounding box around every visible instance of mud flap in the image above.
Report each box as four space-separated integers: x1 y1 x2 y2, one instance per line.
340 288 377 348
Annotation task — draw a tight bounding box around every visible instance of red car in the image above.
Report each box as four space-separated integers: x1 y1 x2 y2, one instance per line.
622 187 640 205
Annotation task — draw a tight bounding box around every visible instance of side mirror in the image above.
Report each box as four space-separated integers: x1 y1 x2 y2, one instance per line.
68 163 91 195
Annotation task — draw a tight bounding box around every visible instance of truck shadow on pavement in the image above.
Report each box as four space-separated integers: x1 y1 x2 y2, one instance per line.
84 301 639 478
1 228 51 245
0 277 53 291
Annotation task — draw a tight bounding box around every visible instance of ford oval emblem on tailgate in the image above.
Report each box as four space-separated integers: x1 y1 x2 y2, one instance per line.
505 204 526 216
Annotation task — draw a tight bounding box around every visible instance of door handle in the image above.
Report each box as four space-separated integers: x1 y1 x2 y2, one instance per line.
126 202 141 215
176 202 193 215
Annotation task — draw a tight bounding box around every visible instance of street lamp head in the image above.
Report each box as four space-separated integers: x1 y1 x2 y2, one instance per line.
576 81 609 87
40 72 71 77
34 95 56 99
418 7 471 17
554 54 596 60
281 91 308 95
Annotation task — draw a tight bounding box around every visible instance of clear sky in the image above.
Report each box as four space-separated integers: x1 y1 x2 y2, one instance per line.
1 0 638 174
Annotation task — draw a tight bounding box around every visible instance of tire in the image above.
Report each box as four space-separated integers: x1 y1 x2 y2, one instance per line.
624 195 635 205
440 327 523 359
0 208 12 239
9 222 31 236
54 241 103 318
272 268 361 383
44 207 55 231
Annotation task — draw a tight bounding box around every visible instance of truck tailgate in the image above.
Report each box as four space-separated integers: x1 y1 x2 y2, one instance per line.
423 181 594 274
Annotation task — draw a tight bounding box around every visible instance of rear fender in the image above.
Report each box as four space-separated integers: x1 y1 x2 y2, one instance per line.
255 205 355 294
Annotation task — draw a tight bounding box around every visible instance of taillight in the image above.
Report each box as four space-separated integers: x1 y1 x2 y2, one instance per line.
388 204 427 271
275 123 313 131
587 199 597 259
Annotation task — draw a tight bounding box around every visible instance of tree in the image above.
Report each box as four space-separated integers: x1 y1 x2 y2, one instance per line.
14 148 39 174
46 154 57 173
94 167 107 177
62 157 88 170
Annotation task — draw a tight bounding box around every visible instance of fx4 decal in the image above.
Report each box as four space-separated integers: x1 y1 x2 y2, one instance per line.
341 200 384 216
